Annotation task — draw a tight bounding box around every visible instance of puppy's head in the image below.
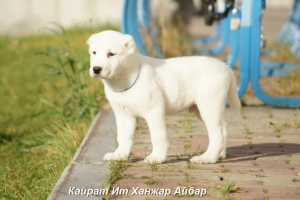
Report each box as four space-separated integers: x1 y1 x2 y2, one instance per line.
87 30 136 79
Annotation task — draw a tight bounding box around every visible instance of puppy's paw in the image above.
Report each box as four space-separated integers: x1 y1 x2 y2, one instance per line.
103 152 127 161
219 151 227 159
190 155 217 164
144 155 166 164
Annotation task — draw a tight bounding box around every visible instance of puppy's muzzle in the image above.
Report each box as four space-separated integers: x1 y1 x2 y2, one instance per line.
93 66 102 74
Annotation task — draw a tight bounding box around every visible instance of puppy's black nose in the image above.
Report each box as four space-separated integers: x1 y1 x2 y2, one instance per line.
93 66 102 74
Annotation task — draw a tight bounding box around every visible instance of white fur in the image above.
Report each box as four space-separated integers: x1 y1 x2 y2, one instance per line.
87 30 241 164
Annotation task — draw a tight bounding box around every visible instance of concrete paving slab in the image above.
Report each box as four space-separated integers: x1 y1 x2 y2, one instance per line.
47 109 117 200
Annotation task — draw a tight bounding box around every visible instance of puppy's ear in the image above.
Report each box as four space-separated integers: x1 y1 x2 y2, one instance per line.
86 34 95 46
123 34 136 54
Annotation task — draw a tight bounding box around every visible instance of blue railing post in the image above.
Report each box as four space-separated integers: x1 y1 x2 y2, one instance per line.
236 0 251 98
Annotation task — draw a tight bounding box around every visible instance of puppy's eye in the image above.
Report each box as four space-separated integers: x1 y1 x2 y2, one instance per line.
92 51 96 55
108 52 115 57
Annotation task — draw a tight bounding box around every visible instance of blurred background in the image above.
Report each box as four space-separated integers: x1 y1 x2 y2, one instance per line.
0 0 294 36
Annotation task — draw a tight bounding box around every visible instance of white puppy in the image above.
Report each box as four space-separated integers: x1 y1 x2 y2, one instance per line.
87 30 241 164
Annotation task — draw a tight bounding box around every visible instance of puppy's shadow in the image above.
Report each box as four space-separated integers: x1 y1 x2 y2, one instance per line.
128 156 190 164
224 142 300 163
128 155 191 164
129 143 300 164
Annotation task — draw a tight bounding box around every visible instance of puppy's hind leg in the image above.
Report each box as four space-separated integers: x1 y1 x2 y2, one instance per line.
190 98 226 164
191 105 227 159
219 121 227 159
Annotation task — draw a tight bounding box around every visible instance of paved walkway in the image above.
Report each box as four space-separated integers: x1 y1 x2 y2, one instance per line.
110 106 300 200
48 106 300 200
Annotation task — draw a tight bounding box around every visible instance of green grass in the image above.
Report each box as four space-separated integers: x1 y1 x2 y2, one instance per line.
104 160 128 200
148 163 159 171
0 24 118 199
144 176 160 185
214 181 244 200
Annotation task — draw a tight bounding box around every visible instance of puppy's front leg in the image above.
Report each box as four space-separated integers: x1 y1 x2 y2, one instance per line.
103 111 136 161
144 109 169 164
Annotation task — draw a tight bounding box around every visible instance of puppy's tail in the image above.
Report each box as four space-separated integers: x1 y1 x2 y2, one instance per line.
228 71 241 112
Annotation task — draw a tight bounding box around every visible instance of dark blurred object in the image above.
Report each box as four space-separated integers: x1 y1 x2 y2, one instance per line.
203 0 234 26
174 0 234 26
174 0 196 25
